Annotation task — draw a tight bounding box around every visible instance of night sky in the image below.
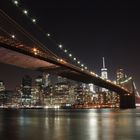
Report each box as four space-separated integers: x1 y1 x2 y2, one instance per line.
0 0 140 91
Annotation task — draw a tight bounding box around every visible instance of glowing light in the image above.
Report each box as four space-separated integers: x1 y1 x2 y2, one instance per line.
69 54 72 57
81 64 84 67
77 61 80 64
32 18 36 23
95 74 99 77
73 58 76 61
11 35 15 39
32 48 38 55
54 105 60 109
58 44 62 48
23 10 28 15
60 59 66 64
34 52 37 55
90 71 95 75
64 49 67 53
81 68 84 71
47 33 50 37
45 106 48 109
106 79 111 82
13 0 18 5
33 48 37 52
84 67 87 69
60 59 63 62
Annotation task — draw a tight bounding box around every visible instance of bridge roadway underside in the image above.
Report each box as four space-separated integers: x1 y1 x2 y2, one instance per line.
0 46 136 109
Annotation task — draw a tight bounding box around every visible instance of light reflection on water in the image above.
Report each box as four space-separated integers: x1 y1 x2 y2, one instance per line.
0 108 140 140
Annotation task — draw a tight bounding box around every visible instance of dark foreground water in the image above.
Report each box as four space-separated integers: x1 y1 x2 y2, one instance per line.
0 108 140 140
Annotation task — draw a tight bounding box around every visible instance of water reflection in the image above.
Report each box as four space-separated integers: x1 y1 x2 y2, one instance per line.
0 109 140 140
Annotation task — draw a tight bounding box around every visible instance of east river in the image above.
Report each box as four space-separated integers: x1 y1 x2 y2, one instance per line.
0 108 140 140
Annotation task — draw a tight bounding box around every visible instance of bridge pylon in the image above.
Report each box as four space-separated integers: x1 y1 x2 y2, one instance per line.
120 92 136 109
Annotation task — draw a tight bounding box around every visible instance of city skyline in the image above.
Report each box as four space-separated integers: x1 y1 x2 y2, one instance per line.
0 0 140 91
0 58 126 90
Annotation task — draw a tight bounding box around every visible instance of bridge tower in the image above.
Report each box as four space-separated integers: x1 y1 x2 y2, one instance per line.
120 86 136 109
118 76 136 109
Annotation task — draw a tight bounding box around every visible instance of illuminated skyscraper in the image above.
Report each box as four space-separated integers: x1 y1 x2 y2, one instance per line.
22 75 32 100
35 76 43 87
0 81 5 91
88 83 95 93
116 69 125 85
42 73 50 87
35 75 45 105
101 57 108 92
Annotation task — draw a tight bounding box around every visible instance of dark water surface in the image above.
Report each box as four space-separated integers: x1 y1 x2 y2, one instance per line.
0 108 140 140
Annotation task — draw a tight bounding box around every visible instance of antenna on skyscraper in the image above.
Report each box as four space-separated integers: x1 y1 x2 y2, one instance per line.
102 57 105 68
101 57 108 79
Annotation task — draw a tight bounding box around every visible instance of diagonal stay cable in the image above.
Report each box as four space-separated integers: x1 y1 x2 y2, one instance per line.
0 9 59 59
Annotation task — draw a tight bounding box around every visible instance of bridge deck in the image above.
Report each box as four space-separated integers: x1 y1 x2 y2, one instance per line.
0 47 57 70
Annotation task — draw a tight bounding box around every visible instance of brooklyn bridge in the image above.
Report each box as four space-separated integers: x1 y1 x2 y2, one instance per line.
0 1 140 109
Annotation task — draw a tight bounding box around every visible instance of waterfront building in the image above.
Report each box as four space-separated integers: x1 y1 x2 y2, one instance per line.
50 82 70 105
0 81 5 91
31 86 41 106
11 88 22 107
0 90 15 106
21 75 32 105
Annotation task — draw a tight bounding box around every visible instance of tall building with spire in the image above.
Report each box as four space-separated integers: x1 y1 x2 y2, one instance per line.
101 57 108 80
101 57 108 92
